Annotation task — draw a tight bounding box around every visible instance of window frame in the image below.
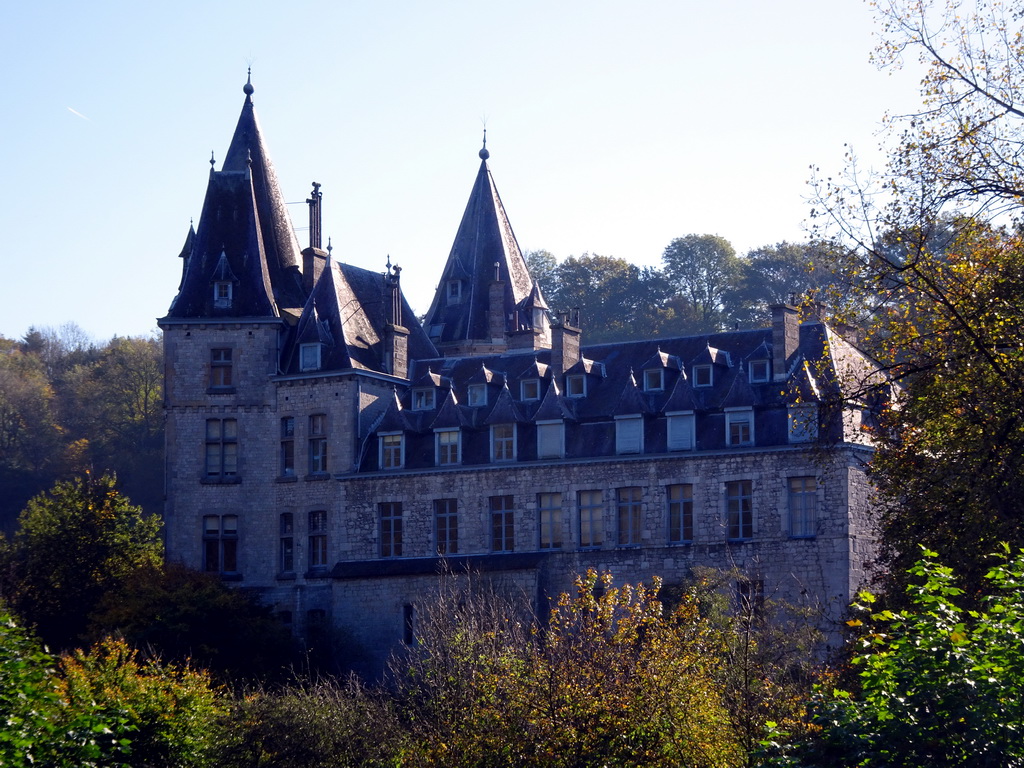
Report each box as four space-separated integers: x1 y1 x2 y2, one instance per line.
726 480 753 541
209 347 233 390
308 414 328 474
213 280 233 308
280 417 295 477
615 414 644 455
616 486 643 546
379 432 404 470
308 510 328 571
467 383 487 407
565 374 586 398
578 489 604 549
380 501 404 557
490 423 516 462
435 429 461 466
726 408 754 447
667 483 694 544
434 498 458 555
203 514 238 575
788 476 817 538
299 343 322 372
537 420 565 459
749 359 770 383
643 368 664 392
412 388 435 411
693 364 713 388
666 411 695 451
279 512 294 574
538 492 563 550
205 418 238 479
520 378 540 401
489 495 515 553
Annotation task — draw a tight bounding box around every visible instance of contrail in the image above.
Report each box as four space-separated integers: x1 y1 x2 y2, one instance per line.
67 107 91 121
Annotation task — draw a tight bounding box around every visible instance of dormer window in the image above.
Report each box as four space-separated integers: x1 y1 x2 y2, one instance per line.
300 343 321 372
566 374 586 398
749 359 770 383
532 307 548 331
412 388 435 411
213 281 233 308
521 379 540 401
447 280 462 305
726 409 754 446
643 369 664 392
693 365 713 388
467 384 487 407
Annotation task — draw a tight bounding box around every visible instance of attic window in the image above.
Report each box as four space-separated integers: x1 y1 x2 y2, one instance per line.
467 384 487 407
300 344 321 372
412 388 435 411
532 307 548 332
213 281 233 308
566 374 586 398
726 409 754 446
447 280 462 305
643 369 664 392
693 365 713 388
749 359 770 383
521 379 540 401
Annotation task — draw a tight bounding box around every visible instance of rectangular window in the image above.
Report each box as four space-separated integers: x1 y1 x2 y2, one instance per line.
380 502 403 557
309 415 327 474
537 421 564 459
566 374 586 397
666 412 694 451
491 424 515 462
726 410 754 446
279 512 294 573
214 281 233 308
726 480 753 540
667 483 694 543
490 495 514 553
643 368 664 391
616 486 642 546
300 343 321 372
280 417 295 477
436 429 460 466
578 490 604 548
521 379 540 400
205 418 238 478
203 514 238 574
380 433 404 470
539 492 563 550
749 359 770 383
434 498 458 554
788 405 818 443
693 364 713 387
210 348 233 388
615 415 643 455
467 383 487 407
788 476 817 538
308 510 328 570
412 388 435 410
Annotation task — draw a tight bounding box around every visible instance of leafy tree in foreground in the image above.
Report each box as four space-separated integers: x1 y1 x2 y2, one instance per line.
1 473 163 650
765 547 1024 767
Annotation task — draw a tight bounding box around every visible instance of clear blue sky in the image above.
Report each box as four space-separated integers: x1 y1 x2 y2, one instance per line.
0 0 922 342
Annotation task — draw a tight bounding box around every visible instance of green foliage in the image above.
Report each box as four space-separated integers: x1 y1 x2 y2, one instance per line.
59 637 224 768
88 563 298 682
2 473 163 650
768 548 1024 767
661 234 741 332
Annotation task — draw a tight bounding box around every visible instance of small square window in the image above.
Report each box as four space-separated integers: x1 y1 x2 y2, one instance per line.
693 365 713 388
300 344 321 372
643 369 663 391
566 374 586 397
521 379 540 401
213 281 233 308
467 384 487 407
412 388 435 411
749 359 770 383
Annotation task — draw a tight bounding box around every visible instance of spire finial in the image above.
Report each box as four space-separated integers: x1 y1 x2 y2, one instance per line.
479 128 489 160
326 237 333 261
243 68 254 97
210 150 215 169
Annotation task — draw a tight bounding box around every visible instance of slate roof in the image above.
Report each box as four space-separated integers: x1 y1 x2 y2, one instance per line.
281 261 437 375
165 75 305 319
422 141 534 346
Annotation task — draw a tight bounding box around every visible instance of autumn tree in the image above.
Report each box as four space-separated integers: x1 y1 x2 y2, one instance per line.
810 0 1024 600
1 473 163 650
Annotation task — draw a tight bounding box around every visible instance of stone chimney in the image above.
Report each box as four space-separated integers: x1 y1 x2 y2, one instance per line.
550 309 582 379
383 265 409 379
488 262 506 344
771 304 799 381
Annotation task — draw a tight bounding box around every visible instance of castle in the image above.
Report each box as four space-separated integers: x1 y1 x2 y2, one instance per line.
159 76 878 671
